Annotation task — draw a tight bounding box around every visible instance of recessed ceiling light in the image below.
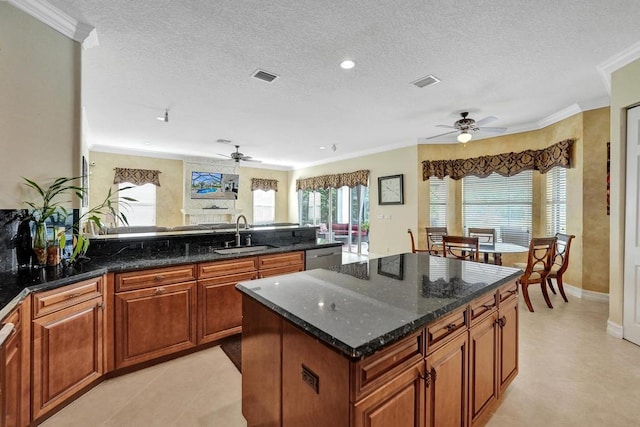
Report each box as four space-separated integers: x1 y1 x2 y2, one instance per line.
319 146 326 150
340 60 355 69
144 141 151 145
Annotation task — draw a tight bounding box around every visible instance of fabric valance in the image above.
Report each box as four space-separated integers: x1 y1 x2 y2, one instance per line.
422 139 574 180
113 167 161 186
296 169 370 191
251 178 278 192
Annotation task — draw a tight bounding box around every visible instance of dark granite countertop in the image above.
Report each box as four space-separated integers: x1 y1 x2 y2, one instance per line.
236 253 522 359
0 237 341 321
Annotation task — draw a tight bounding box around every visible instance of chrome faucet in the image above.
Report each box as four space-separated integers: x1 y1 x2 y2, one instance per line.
235 214 248 246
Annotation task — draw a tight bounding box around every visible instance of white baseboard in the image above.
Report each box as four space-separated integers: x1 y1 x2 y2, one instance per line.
607 320 624 338
564 283 609 303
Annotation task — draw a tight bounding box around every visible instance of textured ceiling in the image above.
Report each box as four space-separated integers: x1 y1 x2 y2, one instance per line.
48 0 640 169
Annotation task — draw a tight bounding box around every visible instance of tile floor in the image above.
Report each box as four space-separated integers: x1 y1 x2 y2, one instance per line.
42 291 640 427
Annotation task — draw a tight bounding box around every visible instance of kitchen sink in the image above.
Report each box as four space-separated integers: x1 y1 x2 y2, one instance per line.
214 245 275 255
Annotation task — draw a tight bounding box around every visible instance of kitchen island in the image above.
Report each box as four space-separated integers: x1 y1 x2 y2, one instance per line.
237 253 522 427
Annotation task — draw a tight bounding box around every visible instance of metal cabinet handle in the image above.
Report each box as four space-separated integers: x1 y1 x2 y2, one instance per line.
497 316 507 328
155 287 165 295
446 323 457 332
482 303 495 309
155 275 166 281
68 293 80 299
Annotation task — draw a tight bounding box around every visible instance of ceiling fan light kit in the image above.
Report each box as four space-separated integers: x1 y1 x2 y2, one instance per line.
457 131 472 143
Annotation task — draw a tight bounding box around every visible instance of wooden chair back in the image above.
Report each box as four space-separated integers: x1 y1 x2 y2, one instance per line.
407 229 429 254
468 227 496 244
425 227 448 255
442 235 479 262
519 236 556 312
551 233 575 275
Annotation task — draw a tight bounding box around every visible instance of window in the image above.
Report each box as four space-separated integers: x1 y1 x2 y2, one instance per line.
546 167 567 235
253 190 275 224
429 177 447 227
462 171 532 245
118 183 156 226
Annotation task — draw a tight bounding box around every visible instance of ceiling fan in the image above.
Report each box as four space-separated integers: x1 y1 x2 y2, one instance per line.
425 112 507 143
216 145 262 163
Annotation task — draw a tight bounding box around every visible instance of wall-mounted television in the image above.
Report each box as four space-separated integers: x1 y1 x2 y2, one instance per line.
190 171 239 200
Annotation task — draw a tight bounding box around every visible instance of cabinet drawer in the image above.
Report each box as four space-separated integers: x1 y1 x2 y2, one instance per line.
258 264 305 278
425 306 467 354
258 252 304 270
198 257 258 279
351 330 423 401
498 280 519 306
1 303 21 330
33 276 103 318
115 264 197 292
469 291 497 324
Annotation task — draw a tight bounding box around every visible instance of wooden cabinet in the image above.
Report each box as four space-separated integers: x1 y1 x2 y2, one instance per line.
497 282 519 392
425 323 469 427
468 309 499 425
1 300 30 427
32 277 104 421
114 272 197 369
197 258 258 344
258 252 305 278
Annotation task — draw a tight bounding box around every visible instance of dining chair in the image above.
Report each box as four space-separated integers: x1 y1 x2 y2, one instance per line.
546 233 576 303
468 227 496 263
442 235 479 261
517 237 556 312
408 229 429 254
425 227 448 255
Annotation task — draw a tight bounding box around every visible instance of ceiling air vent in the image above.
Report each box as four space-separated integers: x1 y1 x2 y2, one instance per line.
252 69 279 83
411 74 441 88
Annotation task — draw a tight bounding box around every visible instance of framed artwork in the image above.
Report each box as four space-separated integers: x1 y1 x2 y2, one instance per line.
378 174 404 205
377 254 404 280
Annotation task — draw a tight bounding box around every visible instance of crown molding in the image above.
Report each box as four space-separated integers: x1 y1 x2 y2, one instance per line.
536 103 583 129
7 0 98 48
598 40 640 95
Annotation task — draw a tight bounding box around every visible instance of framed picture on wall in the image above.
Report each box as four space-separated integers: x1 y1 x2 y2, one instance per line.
378 174 404 205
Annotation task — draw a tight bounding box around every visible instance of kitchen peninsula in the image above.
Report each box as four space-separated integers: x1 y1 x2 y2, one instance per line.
238 253 522 427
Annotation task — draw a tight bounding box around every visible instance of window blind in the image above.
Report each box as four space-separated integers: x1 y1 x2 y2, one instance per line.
546 167 567 235
118 183 156 226
253 189 275 224
429 177 447 227
462 171 532 244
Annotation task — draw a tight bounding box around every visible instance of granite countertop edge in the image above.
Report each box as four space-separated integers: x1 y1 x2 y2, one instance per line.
236 269 522 360
0 241 341 322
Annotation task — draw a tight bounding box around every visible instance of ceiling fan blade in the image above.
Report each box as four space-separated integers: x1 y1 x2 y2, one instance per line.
216 153 232 158
476 116 498 126
478 126 507 133
424 130 458 139
243 159 262 163
435 124 456 129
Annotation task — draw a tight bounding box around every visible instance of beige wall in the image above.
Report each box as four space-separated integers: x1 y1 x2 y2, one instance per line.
89 152 184 227
289 145 419 256
609 58 640 327
237 166 290 225
0 3 81 208
88 152 291 227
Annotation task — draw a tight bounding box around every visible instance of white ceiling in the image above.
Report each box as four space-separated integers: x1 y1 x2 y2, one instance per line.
42 0 640 169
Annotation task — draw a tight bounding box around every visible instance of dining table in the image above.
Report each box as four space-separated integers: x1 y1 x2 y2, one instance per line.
477 242 529 265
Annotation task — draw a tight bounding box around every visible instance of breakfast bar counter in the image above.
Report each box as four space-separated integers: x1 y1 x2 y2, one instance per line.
237 253 522 427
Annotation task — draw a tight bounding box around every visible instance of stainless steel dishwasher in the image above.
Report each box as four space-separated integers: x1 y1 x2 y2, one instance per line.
305 246 342 270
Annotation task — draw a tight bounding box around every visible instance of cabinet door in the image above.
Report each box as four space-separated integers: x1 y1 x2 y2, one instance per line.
198 271 257 344
498 297 518 392
425 331 468 427
32 297 104 420
2 302 29 427
115 281 197 369
468 311 498 425
353 361 425 427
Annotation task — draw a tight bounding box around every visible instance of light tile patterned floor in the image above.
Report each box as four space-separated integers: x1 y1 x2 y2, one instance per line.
42 291 640 426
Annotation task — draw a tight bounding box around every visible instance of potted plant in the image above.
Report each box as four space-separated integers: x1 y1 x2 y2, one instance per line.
20 176 134 266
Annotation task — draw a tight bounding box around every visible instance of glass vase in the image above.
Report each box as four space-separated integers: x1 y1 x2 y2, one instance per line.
33 222 48 267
